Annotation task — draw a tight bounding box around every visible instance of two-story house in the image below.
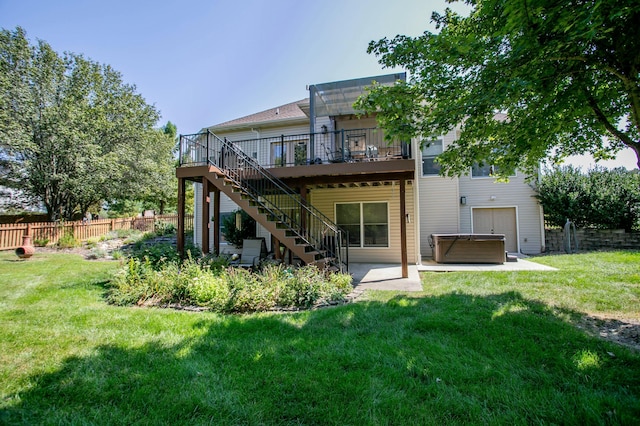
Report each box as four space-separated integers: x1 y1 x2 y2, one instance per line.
175 73 545 277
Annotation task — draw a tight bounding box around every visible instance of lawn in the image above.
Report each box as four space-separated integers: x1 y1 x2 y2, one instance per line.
1 250 639 425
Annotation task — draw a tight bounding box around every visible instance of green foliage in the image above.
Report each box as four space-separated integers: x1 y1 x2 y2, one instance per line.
56 231 80 248
103 228 144 241
0 27 177 220
537 166 640 230
128 242 182 269
355 0 640 177
33 237 49 247
108 259 353 313
153 220 176 236
221 209 256 247
105 200 145 218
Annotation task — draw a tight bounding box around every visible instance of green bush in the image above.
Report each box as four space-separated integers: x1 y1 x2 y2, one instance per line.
33 238 49 247
129 242 181 268
153 221 176 236
107 259 353 313
221 209 256 248
57 231 80 248
537 166 640 231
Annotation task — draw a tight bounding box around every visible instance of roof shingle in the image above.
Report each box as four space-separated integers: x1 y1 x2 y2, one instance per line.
208 99 309 130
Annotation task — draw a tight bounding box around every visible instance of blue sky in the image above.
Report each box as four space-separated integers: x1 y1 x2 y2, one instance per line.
1 0 636 169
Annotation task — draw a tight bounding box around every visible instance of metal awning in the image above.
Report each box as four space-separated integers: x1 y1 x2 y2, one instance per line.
310 73 406 117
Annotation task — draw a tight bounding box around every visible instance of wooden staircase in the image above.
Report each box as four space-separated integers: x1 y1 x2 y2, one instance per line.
203 165 328 266
182 131 347 270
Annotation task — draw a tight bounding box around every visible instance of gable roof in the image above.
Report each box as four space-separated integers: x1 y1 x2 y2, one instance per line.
207 99 310 132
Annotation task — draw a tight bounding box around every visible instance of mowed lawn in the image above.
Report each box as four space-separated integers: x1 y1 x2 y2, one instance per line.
0 250 639 425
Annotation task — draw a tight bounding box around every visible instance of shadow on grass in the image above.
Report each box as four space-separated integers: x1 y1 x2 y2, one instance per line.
2 292 640 425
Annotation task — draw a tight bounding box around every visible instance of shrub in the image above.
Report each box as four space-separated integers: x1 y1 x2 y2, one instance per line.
107 258 353 313
153 221 176 236
33 238 49 247
186 274 229 311
129 242 181 268
88 248 107 259
85 237 100 249
221 209 256 248
537 166 640 231
57 231 80 248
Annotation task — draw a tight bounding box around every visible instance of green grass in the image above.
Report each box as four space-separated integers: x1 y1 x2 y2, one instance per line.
1 250 639 425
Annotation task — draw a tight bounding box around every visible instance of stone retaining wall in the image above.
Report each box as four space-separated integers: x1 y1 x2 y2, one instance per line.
545 228 640 253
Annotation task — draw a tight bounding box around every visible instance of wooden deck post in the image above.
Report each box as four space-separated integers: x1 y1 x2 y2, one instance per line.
400 178 408 278
201 177 210 255
177 177 185 256
213 188 220 255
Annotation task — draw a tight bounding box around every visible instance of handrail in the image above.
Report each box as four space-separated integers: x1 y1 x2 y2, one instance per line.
180 131 348 271
179 127 410 168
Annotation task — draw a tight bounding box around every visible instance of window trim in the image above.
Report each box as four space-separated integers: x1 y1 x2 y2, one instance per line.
335 201 390 249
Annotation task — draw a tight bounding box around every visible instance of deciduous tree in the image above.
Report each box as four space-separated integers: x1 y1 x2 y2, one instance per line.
0 27 175 220
355 0 640 176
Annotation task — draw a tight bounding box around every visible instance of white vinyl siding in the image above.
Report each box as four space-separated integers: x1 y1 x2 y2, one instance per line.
417 129 461 256
415 126 543 256
459 172 543 254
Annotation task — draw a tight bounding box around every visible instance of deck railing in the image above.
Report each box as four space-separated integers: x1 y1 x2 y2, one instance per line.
179 127 410 168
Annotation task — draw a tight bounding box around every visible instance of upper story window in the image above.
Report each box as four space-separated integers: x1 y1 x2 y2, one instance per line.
471 163 516 178
422 139 443 176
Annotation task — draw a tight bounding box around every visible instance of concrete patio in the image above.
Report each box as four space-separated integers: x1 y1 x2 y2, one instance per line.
348 258 557 293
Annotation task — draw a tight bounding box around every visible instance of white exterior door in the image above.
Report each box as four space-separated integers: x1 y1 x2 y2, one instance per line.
473 207 518 253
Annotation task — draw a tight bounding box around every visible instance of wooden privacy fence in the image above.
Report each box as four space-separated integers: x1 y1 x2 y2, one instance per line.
0 214 194 250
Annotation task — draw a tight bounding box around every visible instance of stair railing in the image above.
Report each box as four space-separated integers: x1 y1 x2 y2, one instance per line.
180 131 348 271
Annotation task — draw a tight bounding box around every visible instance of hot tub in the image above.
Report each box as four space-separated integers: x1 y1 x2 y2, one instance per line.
431 234 506 264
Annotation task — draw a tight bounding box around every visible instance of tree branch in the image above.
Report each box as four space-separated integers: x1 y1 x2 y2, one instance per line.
584 87 639 156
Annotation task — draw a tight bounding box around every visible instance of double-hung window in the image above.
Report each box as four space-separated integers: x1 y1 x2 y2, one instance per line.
422 139 443 176
335 202 389 248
